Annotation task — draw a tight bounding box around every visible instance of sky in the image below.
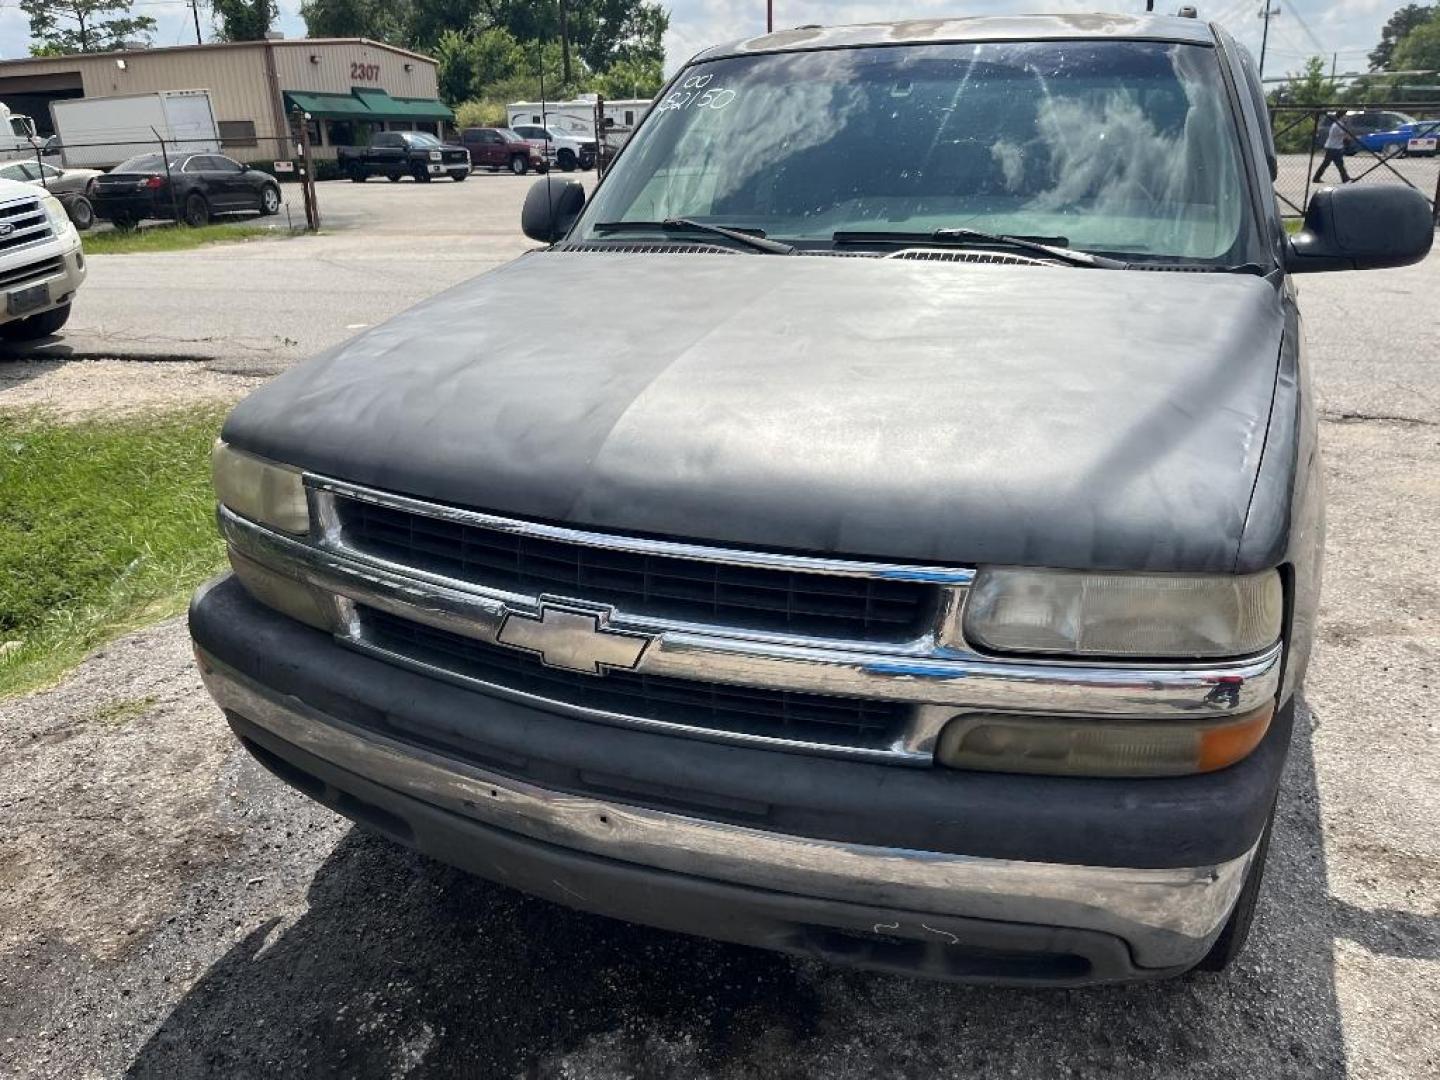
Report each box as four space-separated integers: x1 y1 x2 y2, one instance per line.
0 0 1413 83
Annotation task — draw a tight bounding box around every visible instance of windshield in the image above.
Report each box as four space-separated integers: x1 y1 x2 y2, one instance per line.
114 153 182 173
406 132 441 147
497 128 521 142
579 40 1259 263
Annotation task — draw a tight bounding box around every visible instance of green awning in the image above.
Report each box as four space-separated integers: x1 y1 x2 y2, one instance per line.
283 88 454 122
283 91 374 119
352 87 454 121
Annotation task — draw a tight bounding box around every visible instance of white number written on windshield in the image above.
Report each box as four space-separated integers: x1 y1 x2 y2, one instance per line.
657 73 737 113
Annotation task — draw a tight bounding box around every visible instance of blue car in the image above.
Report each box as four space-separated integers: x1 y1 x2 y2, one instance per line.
1361 114 1440 157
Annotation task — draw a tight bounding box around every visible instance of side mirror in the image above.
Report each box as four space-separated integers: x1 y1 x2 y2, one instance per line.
1286 184 1434 273
521 177 585 243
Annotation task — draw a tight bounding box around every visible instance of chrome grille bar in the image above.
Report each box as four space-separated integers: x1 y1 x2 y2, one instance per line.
221 489 1284 765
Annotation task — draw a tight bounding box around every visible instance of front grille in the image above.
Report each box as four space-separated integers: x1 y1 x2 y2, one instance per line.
361 606 908 750
337 498 936 642
0 199 52 253
0 254 62 290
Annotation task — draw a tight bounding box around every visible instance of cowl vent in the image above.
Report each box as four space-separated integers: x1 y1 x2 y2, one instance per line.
552 242 737 255
884 248 1055 266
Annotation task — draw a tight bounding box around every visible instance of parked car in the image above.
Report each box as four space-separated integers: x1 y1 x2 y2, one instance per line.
90 152 282 229
1357 114 1440 158
0 174 86 340
0 159 101 230
338 131 471 183
459 128 547 174
511 124 595 171
191 14 1433 987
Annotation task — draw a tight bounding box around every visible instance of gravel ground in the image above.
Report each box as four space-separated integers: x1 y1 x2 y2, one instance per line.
0 358 264 419
0 185 1436 1078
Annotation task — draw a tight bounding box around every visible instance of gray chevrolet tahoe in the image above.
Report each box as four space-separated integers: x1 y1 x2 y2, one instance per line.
190 14 1434 985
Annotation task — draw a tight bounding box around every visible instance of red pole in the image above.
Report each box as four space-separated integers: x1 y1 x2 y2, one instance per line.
766 0 772 33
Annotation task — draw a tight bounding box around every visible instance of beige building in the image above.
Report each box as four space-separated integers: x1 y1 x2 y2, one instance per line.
0 38 450 161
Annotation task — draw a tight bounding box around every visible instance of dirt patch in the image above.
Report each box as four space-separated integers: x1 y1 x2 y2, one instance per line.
0 618 240 960
0 359 262 420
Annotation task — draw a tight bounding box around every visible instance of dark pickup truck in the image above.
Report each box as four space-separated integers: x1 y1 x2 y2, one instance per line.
339 131 470 182
192 14 1433 986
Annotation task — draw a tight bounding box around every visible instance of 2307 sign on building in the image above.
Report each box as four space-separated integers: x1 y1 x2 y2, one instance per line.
350 62 380 81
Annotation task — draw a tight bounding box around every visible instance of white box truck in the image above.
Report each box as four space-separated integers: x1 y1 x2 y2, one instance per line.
50 90 220 170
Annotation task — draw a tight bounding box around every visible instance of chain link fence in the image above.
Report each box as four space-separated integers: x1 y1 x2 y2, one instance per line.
1268 103 1440 225
9 130 320 233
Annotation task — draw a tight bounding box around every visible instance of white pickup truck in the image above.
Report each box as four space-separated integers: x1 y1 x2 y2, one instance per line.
0 174 85 341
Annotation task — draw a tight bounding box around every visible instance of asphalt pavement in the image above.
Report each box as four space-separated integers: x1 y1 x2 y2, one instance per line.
3 172 565 373
0 174 1437 1080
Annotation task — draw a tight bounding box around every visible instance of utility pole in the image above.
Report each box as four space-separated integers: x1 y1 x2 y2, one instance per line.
1258 1 1278 80
190 0 202 45
559 0 571 85
767 0 773 33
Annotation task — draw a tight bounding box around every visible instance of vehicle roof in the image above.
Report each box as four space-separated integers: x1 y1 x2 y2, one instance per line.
692 13 1216 64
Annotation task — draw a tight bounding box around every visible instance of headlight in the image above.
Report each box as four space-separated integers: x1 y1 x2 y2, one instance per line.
428 150 443 161
960 568 1282 659
41 194 70 232
212 441 310 535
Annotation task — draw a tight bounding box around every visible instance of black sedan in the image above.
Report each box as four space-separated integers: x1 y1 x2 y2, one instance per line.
91 152 283 229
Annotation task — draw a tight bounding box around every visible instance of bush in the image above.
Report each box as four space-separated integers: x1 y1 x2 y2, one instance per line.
455 99 507 129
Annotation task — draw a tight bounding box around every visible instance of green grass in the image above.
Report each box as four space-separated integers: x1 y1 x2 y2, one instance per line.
81 223 284 255
1284 218 1304 235
0 407 229 696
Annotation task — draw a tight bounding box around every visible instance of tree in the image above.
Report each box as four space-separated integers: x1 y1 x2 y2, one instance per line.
299 0 407 44
593 56 663 99
1266 57 1332 152
1369 4 1435 71
211 0 277 41
434 26 528 103
20 0 156 53
1391 12 1440 72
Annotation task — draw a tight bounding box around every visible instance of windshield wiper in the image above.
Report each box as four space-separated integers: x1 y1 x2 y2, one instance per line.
594 219 795 255
832 228 1128 269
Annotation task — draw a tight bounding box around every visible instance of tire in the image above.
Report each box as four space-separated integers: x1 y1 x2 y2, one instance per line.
183 193 209 228
111 213 137 231
349 166 367 183
509 155 529 175
259 184 281 215
452 170 467 182
387 173 401 183
1 302 72 342
557 149 577 172
67 195 94 232
1195 802 1276 972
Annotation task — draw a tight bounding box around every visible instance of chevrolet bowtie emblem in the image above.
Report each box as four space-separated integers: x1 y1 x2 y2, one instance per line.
495 602 651 675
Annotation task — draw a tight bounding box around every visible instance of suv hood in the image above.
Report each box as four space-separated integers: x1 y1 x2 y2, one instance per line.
224 252 1284 572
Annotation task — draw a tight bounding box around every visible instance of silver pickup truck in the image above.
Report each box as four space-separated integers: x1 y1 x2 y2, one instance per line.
190 14 1432 985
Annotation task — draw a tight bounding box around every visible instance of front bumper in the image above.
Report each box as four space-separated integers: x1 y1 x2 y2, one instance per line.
0 237 84 324
191 575 1285 985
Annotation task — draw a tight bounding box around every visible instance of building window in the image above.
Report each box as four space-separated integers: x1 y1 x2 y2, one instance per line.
415 121 438 135
217 119 258 147
326 120 371 147
624 110 634 126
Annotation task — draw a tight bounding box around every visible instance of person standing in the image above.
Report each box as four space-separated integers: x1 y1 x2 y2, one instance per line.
1313 113 1351 184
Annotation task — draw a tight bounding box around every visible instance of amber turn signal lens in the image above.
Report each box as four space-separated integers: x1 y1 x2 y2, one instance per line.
936 705 1275 777
1195 707 1274 772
